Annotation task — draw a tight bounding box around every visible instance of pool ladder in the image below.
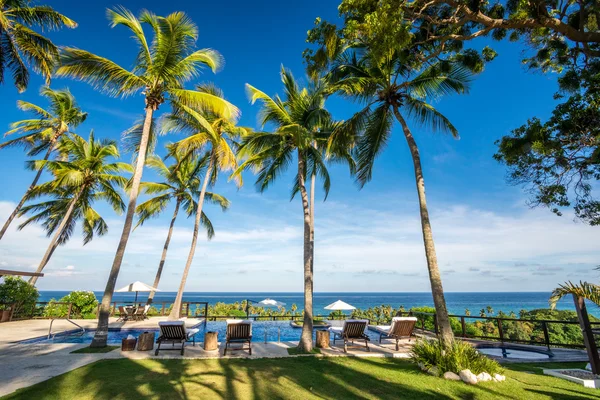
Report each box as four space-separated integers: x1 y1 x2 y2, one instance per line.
48 318 86 339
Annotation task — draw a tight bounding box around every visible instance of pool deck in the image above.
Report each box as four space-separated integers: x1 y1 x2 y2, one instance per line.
0 318 592 397
0 316 205 344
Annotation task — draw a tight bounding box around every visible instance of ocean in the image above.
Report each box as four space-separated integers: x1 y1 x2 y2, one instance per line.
37 291 596 317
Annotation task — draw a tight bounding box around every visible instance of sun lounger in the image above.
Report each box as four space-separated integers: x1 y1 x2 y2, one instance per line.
329 319 370 353
371 317 417 350
155 321 199 355
224 319 252 355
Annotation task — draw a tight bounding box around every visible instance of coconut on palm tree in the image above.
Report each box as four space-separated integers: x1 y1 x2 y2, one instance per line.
19 131 131 285
134 150 230 304
233 67 345 352
54 7 238 347
0 0 76 92
0 87 87 241
327 48 473 347
164 84 243 320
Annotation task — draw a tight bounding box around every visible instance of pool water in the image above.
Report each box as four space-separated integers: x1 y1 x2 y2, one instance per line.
20 321 384 344
477 347 552 360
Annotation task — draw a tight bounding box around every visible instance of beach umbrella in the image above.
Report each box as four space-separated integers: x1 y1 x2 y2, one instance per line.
116 281 160 303
257 298 286 307
324 300 356 311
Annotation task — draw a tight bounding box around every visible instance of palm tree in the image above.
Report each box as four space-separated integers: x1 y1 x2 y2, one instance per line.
135 151 230 304
550 281 600 308
164 84 243 320
327 49 473 347
233 68 342 352
0 0 76 92
19 131 131 285
0 87 87 241
54 7 238 347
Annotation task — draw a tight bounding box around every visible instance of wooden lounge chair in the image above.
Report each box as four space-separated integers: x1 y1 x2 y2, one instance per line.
329 320 370 353
116 306 130 322
133 305 150 321
224 319 252 355
371 317 417 350
155 321 200 355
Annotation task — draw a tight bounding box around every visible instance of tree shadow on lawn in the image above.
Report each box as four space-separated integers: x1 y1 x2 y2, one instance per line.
7 356 600 400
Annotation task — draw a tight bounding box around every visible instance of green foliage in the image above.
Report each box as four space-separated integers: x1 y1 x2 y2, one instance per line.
44 291 98 318
410 339 503 376
494 81 600 225
206 301 300 318
0 276 39 315
0 0 76 92
18 132 131 246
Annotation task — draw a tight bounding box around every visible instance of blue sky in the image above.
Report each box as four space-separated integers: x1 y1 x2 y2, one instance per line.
0 0 598 293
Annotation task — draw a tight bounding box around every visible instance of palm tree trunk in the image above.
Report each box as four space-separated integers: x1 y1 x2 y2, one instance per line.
91 106 154 348
297 150 314 352
0 139 57 241
168 156 214 320
29 186 84 286
393 107 453 347
147 198 181 305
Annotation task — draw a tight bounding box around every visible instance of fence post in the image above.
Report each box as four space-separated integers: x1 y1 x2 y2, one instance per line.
497 318 504 343
461 317 466 338
161 303 165 316
112 302 117 316
67 303 73 319
542 321 551 351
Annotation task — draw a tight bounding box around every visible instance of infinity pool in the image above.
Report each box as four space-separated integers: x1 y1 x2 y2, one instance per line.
20 321 383 344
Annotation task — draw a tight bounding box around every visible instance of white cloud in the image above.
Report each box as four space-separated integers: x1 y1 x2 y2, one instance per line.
1 195 599 292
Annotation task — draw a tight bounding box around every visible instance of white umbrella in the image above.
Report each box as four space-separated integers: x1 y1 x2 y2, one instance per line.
324 300 356 311
257 298 286 307
116 281 160 303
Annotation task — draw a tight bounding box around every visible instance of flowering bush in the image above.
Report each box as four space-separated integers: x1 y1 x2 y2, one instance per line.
44 291 98 318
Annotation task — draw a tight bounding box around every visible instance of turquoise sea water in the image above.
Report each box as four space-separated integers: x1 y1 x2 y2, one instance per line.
37 291 597 317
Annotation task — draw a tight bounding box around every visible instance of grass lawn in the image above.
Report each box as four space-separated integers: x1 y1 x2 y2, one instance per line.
4 358 599 399
70 346 119 354
286 347 321 355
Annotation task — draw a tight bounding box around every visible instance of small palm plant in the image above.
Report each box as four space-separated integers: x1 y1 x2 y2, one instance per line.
54 7 238 346
233 68 349 352
135 150 230 304
19 132 131 285
0 0 76 92
164 84 243 320
326 47 474 347
0 87 87 240
550 281 600 309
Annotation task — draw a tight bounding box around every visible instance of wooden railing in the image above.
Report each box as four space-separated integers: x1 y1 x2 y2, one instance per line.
396 311 600 350
96 301 209 318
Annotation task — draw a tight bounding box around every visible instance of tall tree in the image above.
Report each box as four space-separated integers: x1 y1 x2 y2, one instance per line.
305 0 484 347
0 87 87 240
233 68 342 352
19 132 130 285
135 151 230 304
0 0 76 92
164 84 243 320
327 50 472 347
54 7 238 347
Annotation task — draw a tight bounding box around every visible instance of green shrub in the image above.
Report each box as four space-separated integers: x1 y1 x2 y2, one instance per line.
0 276 39 317
44 291 98 318
410 339 503 376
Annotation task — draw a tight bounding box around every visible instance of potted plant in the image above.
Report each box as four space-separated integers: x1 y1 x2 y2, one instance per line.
0 304 11 323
